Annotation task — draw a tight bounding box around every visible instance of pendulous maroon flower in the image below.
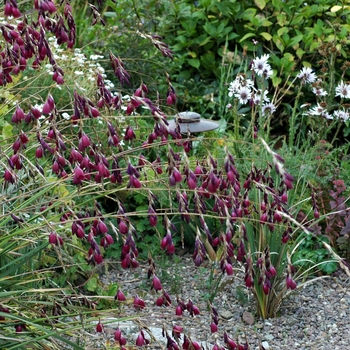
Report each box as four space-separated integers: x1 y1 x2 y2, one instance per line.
11 106 25 124
210 321 218 333
73 166 85 185
286 275 297 290
155 296 164 306
245 274 254 288
49 232 63 246
133 295 146 309
96 320 104 333
42 95 55 114
78 133 91 152
152 275 162 291
119 220 128 234
115 289 126 302
124 126 136 141
263 281 270 295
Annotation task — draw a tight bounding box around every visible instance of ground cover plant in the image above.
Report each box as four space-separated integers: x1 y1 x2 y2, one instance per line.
1 0 350 349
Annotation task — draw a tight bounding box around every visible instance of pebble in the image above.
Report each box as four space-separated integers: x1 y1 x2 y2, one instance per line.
264 333 274 341
242 311 255 325
261 340 270 349
220 310 234 319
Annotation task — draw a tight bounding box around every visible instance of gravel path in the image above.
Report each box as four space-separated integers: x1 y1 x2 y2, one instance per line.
95 254 350 350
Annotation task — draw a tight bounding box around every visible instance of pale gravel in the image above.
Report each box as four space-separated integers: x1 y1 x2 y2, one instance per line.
91 254 350 350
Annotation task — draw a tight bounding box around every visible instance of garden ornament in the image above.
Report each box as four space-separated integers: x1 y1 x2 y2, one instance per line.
167 111 219 134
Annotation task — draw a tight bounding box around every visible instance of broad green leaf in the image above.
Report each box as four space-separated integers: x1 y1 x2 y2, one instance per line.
330 5 342 12
254 0 266 10
104 11 117 17
262 20 273 27
196 34 212 46
260 32 272 41
2 122 13 139
277 27 289 37
228 32 239 40
188 58 200 69
309 41 320 52
276 13 287 26
272 76 282 88
86 276 98 292
287 34 303 48
296 48 305 59
273 35 285 52
239 32 256 42
203 22 217 36
240 8 257 21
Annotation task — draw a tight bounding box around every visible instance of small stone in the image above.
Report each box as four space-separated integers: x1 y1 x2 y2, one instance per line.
242 311 255 325
264 333 274 341
220 310 234 320
256 322 264 329
261 341 270 349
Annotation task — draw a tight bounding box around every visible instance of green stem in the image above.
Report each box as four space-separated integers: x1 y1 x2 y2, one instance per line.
289 87 303 150
330 121 342 145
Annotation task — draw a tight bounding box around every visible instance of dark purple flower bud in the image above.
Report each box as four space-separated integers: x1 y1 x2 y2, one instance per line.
11 106 25 124
281 192 288 203
156 296 164 306
263 281 270 295
115 289 126 301
268 265 276 277
273 211 282 223
136 333 145 346
42 95 55 114
96 320 104 333
94 253 103 264
175 305 183 316
225 263 233 275
133 295 146 309
78 133 90 152
49 232 63 246
114 328 122 341
119 220 128 234
73 166 85 185
210 321 218 333
152 275 162 291
286 276 297 290
172 169 182 183
245 274 254 288
173 325 183 336
109 52 130 85
124 126 136 141
15 324 23 333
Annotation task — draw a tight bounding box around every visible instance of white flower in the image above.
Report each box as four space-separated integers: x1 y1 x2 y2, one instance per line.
335 81 350 99
262 103 276 115
62 112 71 120
74 71 84 75
253 88 270 105
252 54 273 79
312 87 328 97
228 75 254 98
308 103 331 119
235 86 251 104
308 103 325 116
333 109 350 121
297 67 316 84
90 54 104 60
